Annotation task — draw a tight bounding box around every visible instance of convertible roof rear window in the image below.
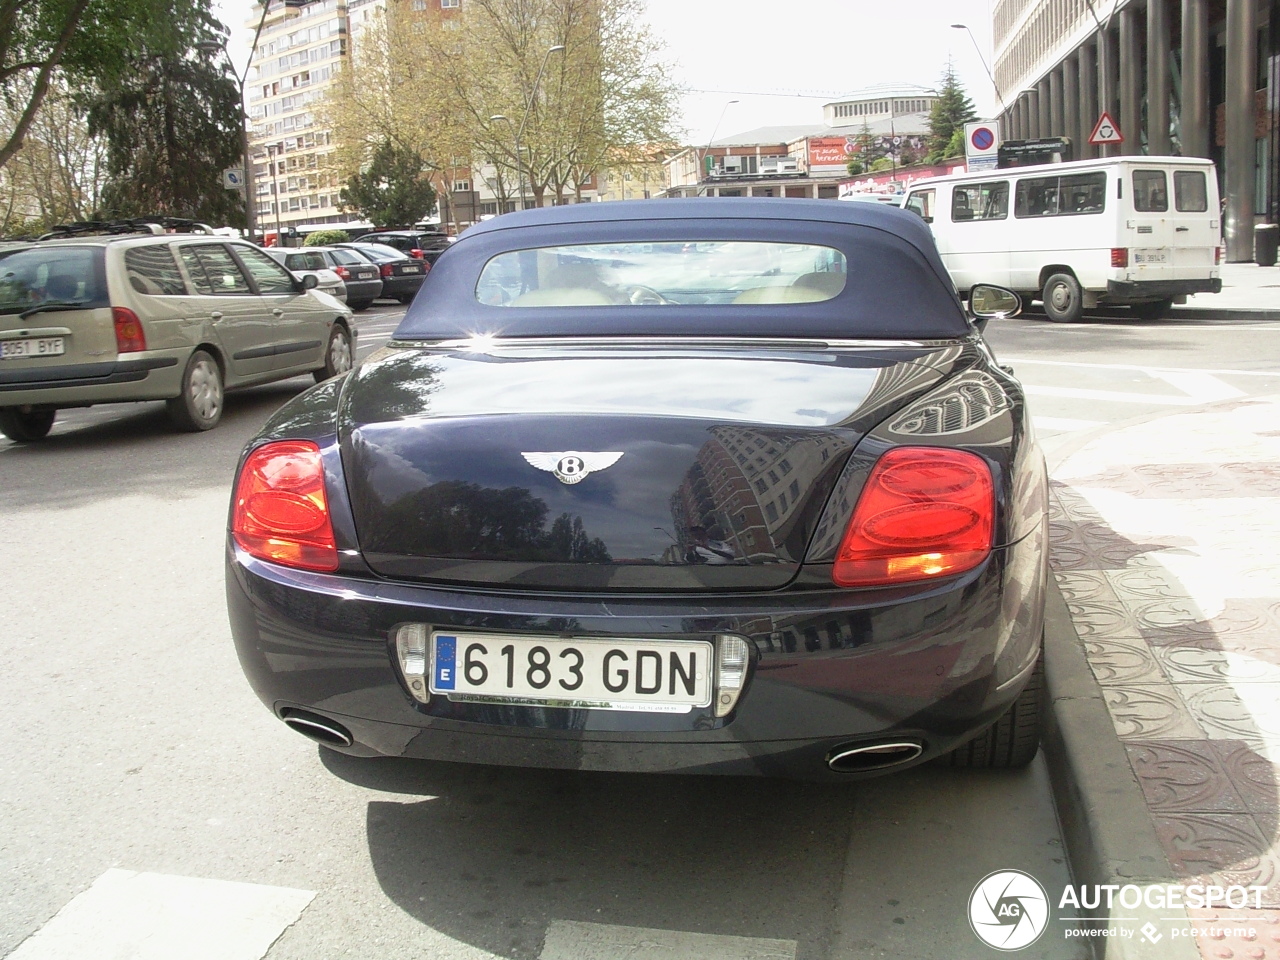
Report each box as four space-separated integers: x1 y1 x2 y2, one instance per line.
476 242 847 307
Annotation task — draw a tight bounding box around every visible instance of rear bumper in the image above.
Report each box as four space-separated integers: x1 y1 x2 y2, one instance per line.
344 279 383 302
1106 277 1222 300
0 354 182 407
226 521 1047 779
378 275 426 298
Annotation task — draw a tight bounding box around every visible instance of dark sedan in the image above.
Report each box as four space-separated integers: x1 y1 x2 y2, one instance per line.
227 199 1047 780
308 246 384 311
335 242 427 304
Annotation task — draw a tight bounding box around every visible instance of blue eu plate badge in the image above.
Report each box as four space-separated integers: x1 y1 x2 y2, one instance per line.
434 635 457 690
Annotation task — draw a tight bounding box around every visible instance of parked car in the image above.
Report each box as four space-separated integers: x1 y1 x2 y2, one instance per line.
227 199 1048 781
306 246 383 311
352 228 452 264
334 242 428 303
264 248 347 302
901 156 1223 321
0 218 355 442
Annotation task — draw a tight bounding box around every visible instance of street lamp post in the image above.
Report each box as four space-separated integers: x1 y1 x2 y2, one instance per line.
700 99 739 195
491 44 565 212
199 4 270 242
951 24 1005 112
268 143 283 244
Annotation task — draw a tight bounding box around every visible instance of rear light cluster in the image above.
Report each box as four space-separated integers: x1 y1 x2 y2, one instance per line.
833 447 994 587
232 440 338 572
1110 247 1129 268
334 265 350 280
410 248 424 259
380 264 393 278
1216 246 1224 265
112 307 146 353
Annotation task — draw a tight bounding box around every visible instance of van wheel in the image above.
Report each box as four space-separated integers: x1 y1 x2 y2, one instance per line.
1041 273 1084 323
947 653 1043 769
0 408 56 442
1130 298 1174 320
167 349 223 432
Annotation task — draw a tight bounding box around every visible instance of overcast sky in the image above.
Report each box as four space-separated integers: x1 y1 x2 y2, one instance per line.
213 0 1001 143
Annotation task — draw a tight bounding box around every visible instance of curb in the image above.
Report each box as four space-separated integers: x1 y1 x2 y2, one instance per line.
1170 307 1280 321
1042 577 1199 960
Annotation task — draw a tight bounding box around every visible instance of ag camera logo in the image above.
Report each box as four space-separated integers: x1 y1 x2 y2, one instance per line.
968 869 1049 950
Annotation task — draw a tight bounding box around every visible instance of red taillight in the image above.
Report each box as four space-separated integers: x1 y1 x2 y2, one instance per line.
1216 246 1224 265
380 263 393 278
112 307 146 353
1111 247 1129 268
833 448 994 587
411 248 424 259
231 440 338 572
334 265 350 280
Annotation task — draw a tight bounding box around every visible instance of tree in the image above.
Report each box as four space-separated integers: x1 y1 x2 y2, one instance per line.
926 63 978 163
0 0 207 171
339 140 437 228
845 119 881 176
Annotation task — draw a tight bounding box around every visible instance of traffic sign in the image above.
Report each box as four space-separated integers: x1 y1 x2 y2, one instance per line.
222 167 245 189
1088 112 1123 145
964 121 1000 164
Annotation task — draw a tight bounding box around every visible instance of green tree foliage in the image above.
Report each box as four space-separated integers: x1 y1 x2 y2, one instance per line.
78 2 244 225
303 229 351 246
339 140 437 228
0 0 207 170
926 64 978 163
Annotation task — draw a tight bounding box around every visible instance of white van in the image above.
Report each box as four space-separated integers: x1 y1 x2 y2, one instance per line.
901 157 1222 321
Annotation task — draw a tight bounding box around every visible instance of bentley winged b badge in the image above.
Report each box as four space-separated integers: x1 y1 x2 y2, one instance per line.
522 451 624 485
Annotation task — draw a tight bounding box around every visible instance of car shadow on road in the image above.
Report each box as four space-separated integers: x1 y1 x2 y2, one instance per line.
321 748 1081 960
0 380 311 509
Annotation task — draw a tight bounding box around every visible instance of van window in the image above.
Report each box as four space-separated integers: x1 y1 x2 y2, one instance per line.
1174 170 1209 212
904 189 935 222
1014 172 1106 218
951 181 1009 221
1133 170 1169 212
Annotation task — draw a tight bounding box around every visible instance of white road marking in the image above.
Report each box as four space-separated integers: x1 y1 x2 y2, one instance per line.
1001 356 1280 377
7 869 314 960
1150 370 1246 403
539 921 797 960
1034 415 1104 432
1023 384 1200 405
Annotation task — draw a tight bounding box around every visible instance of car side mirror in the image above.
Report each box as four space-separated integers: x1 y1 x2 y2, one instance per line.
968 284 1021 328
300 274 319 290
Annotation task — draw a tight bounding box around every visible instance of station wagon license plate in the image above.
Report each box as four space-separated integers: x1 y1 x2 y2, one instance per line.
430 631 713 712
0 337 65 359
1133 248 1169 264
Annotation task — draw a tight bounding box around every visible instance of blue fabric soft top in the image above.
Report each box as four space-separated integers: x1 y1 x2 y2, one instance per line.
394 198 969 341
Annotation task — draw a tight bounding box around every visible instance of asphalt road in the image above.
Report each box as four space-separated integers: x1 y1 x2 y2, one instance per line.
11 303 1275 959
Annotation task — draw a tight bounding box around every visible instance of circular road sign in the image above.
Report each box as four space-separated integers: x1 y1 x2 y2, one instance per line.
970 127 996 151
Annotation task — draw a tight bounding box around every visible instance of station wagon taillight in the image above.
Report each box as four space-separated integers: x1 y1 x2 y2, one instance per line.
833 448 995 587
232 440 338 572
112 307 146 353
1110 247 1129 268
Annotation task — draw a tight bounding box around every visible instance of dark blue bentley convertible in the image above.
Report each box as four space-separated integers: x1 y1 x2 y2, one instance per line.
225 198 1046 779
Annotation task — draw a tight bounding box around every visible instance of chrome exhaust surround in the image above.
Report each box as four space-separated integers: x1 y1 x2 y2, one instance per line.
826 741 924 773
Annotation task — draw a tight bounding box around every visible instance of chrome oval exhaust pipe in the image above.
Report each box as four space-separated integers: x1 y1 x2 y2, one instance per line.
280 709 353 748
827 741 923 773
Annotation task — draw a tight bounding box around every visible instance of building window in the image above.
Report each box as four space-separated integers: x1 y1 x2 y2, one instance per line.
411 0 426 7
453 180 471 192
441 0 459 6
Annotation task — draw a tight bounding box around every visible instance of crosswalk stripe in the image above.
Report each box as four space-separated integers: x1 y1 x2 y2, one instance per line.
539 920 797 960
7 869 315 960
1150 370 1246 403
1035 415 1104 432
1022 384 1199 405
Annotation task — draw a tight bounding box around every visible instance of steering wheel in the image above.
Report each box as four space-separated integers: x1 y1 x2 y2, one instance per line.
625 285 669 305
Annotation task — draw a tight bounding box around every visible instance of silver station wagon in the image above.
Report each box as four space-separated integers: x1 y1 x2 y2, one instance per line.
0 219 355 442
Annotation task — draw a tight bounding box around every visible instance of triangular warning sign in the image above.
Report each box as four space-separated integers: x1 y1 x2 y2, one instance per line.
1089 112 1124 145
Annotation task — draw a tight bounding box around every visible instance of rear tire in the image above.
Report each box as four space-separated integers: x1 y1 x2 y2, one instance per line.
947 654 1043 769
1130 298 1174 320
348 300 372 312
313 323 353 383
166 349 223 432
396 293 414 304
1041 272 1084 323
0 408 56 442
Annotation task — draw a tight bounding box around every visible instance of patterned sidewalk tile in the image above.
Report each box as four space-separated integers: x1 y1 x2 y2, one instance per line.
1182 684 1280 744
1212 742 1280 819
1103 684 1205 739
1127 740 1249 814
1158 648 1280 686
1151 812 1272 878
1185 907 1280 959
1086 637 1168 685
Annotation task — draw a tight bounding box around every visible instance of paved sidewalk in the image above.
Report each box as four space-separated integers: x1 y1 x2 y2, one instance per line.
1048 395 1280 958
1178 263 1280 319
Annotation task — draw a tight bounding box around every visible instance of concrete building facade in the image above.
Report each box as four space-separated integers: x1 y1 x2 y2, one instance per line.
994 0 1278 260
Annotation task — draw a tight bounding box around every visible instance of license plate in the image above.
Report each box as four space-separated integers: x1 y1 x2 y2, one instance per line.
1133 248 1169 264
430 631 714 712
0 337 65 359
401 265 422 274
